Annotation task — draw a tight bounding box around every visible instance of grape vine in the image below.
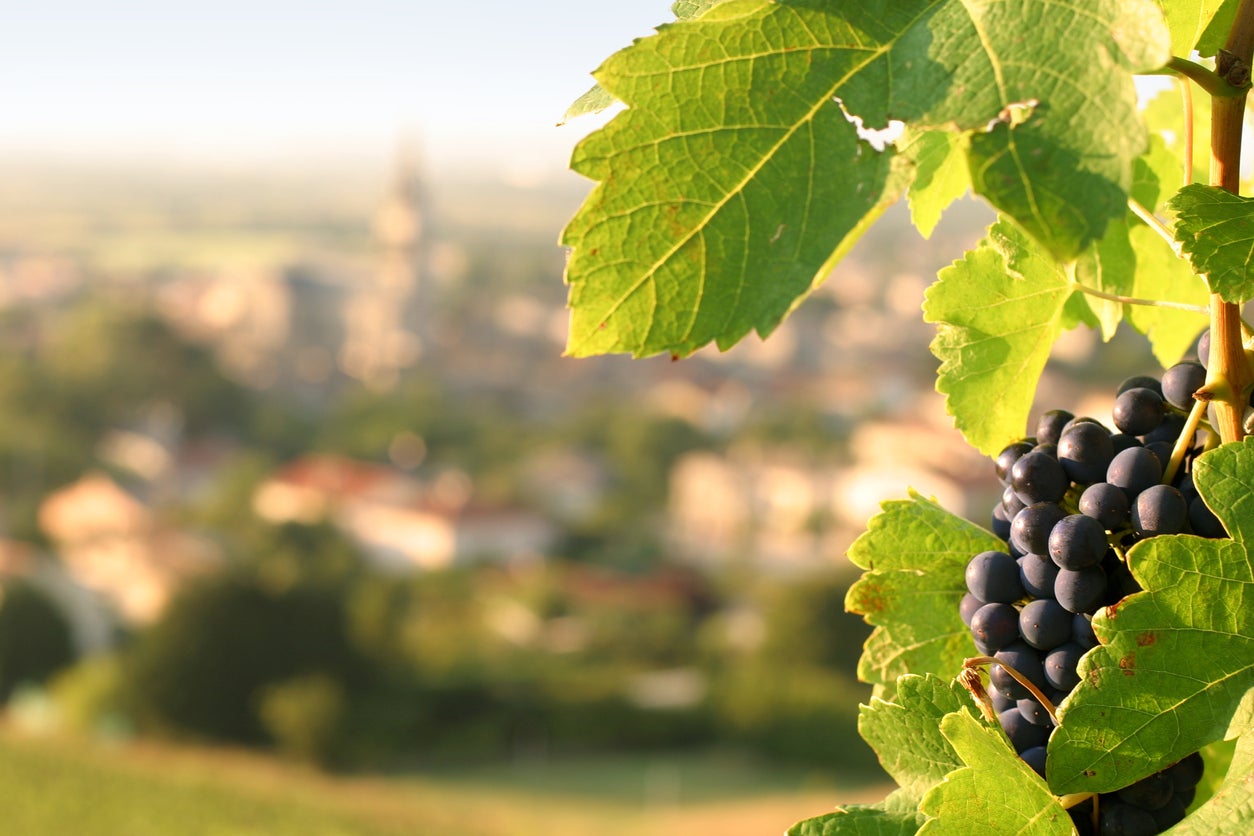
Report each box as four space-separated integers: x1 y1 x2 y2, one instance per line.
562 1 1254 833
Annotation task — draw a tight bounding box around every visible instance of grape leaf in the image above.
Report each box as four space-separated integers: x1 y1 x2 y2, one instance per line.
1169 183 1254 304
562 0 1171 358
1074 218 1136 342
845 491 999 688
901 129 970 240
1169 732 1254 834
859 675 973 808
917 711 1073 835
923 220 1077 456
1125 223 1209 366
788 806 923 836
1157 0 1240 57
1048 438 1254 796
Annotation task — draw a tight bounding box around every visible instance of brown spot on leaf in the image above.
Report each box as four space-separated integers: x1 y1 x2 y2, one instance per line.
1137 632 1157 647
1084 769 1097 777
1119 653 1136 676
852 582 886 616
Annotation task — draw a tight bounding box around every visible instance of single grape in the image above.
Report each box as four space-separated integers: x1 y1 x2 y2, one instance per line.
1196 329 1211 369
960 592 983 626
1020 744 1047 779
1002 484 1026 516
1112 387 1166 436
995 440 1036 483
992 640 1047 701
1132 484 1188 537
1016 696 1053 727
1072 612 1098 648
1010 503 1067 556
1055 565 1107 614
966 551 1024 604
1116 771 1174 812
1150 794 1188 831
1036 409 1074 446
971 602 1020 651
1019 553 1059 599
1010 449 1068 505
1164 752 1204 793
1142 412 1185 446
991 502 1012 540
1109 433 1142 455
1048 514 1108 570
1117 375 1163 397
1188 495 1226 538
1079 482 1131 531
1098 799 1160 836
997 706 1048 752
1019 598 1072 651
1043 641 1085 691
1161 361 1206 411
1058 421 1114 485
1106 446 1164 498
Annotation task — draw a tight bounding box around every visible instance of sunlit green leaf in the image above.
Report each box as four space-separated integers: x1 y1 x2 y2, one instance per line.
1169 183 1254 303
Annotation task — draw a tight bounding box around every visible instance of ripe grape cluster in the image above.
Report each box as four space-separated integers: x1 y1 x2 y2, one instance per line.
962 356 1217 834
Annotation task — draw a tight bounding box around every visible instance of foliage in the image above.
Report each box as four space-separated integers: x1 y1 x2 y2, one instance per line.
0 579 75 701
564 0 1254 832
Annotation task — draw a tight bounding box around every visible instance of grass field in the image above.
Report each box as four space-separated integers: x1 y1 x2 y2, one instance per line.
0 727 890 835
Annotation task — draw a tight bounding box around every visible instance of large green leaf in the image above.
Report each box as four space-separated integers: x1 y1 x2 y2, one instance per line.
923 220 1076 456
846 492 1000 687
1169 183 1254 304
858 675 972 808
788 807 923 836
1048 439 1254 795
562 0 1171 358
918 711 1073 835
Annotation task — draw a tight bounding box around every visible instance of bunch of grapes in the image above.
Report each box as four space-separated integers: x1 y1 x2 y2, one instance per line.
962 351 1220 834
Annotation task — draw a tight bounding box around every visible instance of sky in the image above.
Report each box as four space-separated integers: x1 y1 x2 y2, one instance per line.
0 2 675 177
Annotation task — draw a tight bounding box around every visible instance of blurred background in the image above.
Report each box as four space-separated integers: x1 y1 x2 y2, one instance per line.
0 3 1154 834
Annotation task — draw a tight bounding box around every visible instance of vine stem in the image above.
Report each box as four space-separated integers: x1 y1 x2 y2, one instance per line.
1207 0 1254 444
1163 396 1208 486
1126 198 1182 255
1075 281 1206 314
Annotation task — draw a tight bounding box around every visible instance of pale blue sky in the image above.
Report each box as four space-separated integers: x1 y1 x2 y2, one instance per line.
0 2 673 174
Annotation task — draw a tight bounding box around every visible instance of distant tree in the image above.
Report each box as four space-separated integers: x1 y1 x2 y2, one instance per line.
0 579 76 701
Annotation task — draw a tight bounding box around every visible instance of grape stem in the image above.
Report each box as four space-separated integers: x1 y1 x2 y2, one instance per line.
1206 0 1254 444
962 656 1059 726
1163 396 1208 486
1126 198 1181 254
1075 280 1206 314
1163 55 1248 98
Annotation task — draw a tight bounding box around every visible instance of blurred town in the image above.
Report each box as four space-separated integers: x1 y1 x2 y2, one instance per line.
0 148 1145 830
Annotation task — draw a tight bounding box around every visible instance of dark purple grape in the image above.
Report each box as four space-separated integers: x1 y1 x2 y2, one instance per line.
1118 375 1163 397
1132 485 1188 537
1107 446 1164 498
995 440 1036 483
1161 362 1206 410
1109 433 1142 455
1058 421 1114 485
1002 484 1027 516
1055 565 1108 614
1116 771 1174 811
1079 482 1131 531
1189 496 1226 538
998 707 1048 752
1020 745 1048 779
1142 412 1185 446
966 551 1024 604
1043 641 1085 691
1112 387 1166 436
971 602 1021 651
1016 696 1054 727
960 592 983 626
1144 440 1175 471
1150 794 1188 830
1011 503 1068 556
1010 449 1068 505
1036 410 1074 447
992 641 1047 700
1164 752 1204 793
1197 329 1211 369
991 502 1013 540
1019 598 1072 651
1072 612 1098 648
1019 553 1059 599
1048 514 1108 570
1099 800 1159 836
